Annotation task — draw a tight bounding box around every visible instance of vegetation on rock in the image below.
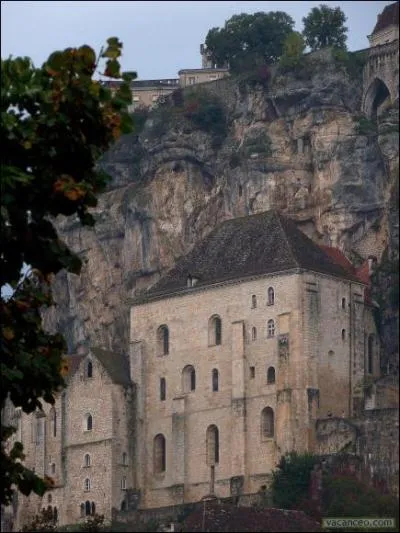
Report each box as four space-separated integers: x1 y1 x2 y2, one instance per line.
302 4 348 51
1 38 134 505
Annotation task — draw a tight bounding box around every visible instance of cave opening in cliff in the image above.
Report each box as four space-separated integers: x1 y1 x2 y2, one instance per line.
365 78 391 119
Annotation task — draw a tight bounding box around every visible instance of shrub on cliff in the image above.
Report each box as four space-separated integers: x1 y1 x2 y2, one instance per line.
183 89 227 146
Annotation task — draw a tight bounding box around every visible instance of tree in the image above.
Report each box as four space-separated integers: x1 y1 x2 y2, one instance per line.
279 31 306 70
1 38 135 505
302 4 348 51
205 11 295 73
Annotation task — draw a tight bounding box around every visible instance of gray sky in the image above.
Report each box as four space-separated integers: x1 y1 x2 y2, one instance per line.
1 1 393 80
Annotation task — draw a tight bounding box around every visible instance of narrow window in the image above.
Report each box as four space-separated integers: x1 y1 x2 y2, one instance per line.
206 425 219 465
250 366 255 379
267 320 275 338
160 377 166 401
51 463 56 475
87 360 93 379
182 365 196 393
239 184 243 197
341 298 346 310
121 477 127 490
157 325 169 355
267 367 276 384
91 502 95 516
153 434 166 473
84 478 91 492
212 369 219 392
368 334 374 374
251 295 257 308
341 329 346 341
121 501 126 511
261 407 274 438
48 494 52 504
84 454 91 467
209 315 222 346
267 287 274 306
85 500 91 516
86 414 93 431
252 327 257 341
50 407 57 437
53 507 58 523
122 452 128 466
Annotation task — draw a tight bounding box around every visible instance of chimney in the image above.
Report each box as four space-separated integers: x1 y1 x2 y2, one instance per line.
367 255 377 275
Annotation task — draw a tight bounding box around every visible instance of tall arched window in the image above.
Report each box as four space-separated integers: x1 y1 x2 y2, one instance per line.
153 434 166 473
342 329 346 341
160 377 166 401
182 365 196 393
84 478 91 492
87 360 93 379
267 320 275 338
91 502 95 516
86 414 93 431
251 295 257 309
206 425 219 465
53 507 58 523
368 334 374 374
252 327 257 341
261 407 274 438
84 454 91 467
157 325 169 355
267 367 276 384
208 315 222 346
121 477 127 490
212 369 219 392
49 407 57 437
122 452 128 466
85 500 91 516
267 287 274 306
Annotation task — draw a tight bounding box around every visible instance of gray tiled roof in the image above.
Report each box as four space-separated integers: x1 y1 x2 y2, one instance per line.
138 210 361 302
91 347 131 387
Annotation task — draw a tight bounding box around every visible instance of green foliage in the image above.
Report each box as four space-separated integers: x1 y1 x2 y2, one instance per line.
1 38 134 506
21 508 58 532
130 107 149 137
302 4 348 51
354 115 377 136
271 452 317 509
241 129 272 158
183 89 227 146
279 32 306 70
333 48 367 79
79 514 106 532
205 11 295 72
322 474 399 530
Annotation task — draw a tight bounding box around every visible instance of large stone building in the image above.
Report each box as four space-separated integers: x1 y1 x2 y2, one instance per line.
2 211 380 530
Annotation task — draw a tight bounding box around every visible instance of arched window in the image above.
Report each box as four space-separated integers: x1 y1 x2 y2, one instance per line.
153 434 166 473
267 320 275 338
208 315 222 346
261 407 274 438
47 505 53 520
84 478 91 492
80 503 85 517
84 454 91 467
328 350 335 357
267 367 276 384
368 334 374 374
85 500 91 516
121 501 126 511
121 477 127 490
341 298 346 310
206 425 219 465
250 366 255 379
53 507 58 522
51 463 56 475
122 452 128 466
267 287 274 306
91 502 95 516
342 329 346 341
87 360 93 379
252 327 257 341
251 295 257 309
157 325 169 355
49 407 57 437
160 377 166 401
48 494 52 504
86 414 93 431
212 369 219 392
182 365 196 393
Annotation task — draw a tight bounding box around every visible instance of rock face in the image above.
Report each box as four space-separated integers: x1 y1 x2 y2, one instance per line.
43 50 399 370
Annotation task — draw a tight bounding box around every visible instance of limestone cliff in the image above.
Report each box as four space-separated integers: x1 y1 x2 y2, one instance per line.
43 49 399 371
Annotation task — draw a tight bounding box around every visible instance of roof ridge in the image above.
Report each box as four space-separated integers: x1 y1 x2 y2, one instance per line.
275 212 302 269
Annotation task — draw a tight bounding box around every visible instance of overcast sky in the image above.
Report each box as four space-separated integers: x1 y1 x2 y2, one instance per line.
1 1 394 80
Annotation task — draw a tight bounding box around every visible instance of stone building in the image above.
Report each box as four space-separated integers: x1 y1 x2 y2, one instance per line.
367 1 399 47
2 211 380 529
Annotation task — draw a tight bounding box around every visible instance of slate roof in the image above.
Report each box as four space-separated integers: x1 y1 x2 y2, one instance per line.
90 347 131 387
372 1 399 34
137 211 363 303
64 355 85 381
